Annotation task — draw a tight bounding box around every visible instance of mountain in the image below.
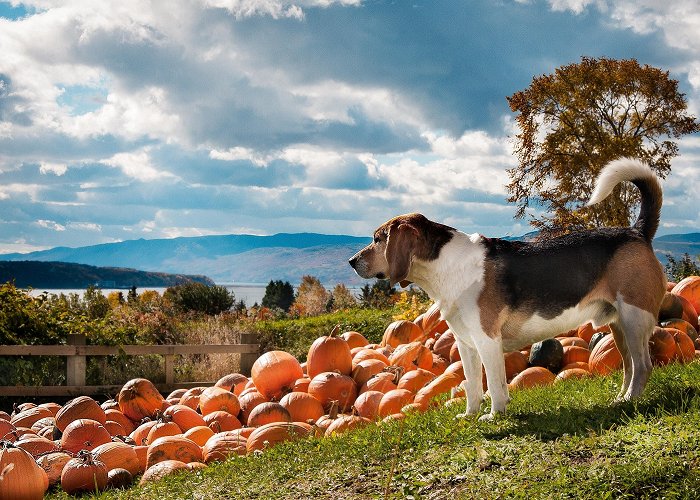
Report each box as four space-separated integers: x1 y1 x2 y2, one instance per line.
0 261 214 289
1 231 695 287
0 233 372 285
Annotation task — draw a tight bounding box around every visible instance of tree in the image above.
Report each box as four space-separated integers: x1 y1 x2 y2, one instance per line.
665 253 700 283
261 280 295 312
358 279 396 309
291 275 329 317
329 283 357 311
163 282 234 315
507 57 699 234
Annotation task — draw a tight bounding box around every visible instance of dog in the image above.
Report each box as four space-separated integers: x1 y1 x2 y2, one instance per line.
349 158 666 420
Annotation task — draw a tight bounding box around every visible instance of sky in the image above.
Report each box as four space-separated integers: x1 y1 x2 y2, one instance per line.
0 0 699 254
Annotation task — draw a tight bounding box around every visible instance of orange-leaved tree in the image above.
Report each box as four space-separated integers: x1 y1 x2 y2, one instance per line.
507 57 699 234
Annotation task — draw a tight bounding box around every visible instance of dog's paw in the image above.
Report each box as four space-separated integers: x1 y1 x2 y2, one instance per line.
478 413 496 422
455 411 479 420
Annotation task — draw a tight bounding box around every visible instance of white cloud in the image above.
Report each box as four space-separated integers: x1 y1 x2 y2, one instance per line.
39 161 67 176
99 149 179 183
36 219 66 231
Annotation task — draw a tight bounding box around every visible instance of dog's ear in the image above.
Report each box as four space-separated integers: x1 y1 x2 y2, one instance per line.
385 222 419 287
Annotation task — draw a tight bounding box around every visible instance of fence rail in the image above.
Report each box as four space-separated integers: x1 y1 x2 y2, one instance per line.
0 333 259 398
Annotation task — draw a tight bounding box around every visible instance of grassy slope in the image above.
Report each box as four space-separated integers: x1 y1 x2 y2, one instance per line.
50 362 700 499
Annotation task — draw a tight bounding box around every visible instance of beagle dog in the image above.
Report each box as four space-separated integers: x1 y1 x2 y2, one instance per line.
349 158 666 420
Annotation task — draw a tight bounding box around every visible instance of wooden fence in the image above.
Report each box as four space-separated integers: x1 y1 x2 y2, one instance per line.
0 333 259 398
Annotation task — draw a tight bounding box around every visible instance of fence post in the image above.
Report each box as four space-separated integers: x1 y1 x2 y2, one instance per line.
66 334 86 387
164 347 175 387
239 333 259 376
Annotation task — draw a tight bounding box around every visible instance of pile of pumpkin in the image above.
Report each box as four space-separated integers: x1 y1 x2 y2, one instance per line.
1 276 699 498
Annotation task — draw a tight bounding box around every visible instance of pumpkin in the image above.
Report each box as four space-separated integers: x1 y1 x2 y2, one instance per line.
130 420 158 446
389 341 433 372
239 391 268 425
649 326 676 366
528 339 564 373
351 348 391 367
670 328 695 363
293 377 311 392
381 320 423 348
279 392 325 423
37 451 72 486
15 435 59 457
418 302 448 338
139 459 188 485
106 468 133 489
660 318 698 342
352 359 388 387
340 330 370 349
576 323 596 344
555 368 591 383
352 390 384 420
166 388 188 401
214 373 249 395
558 336 589 348
198 386 241 417
397 368 436 394
413 371 464 410
104 409 135 435
432 330 455 360
449 342 461 363
202 431 247 463
92 441 141 476
117 378 165 421
55 396 106 432
427 354 449 376
562 345 591 366
671 275 700 316
377 389 414 418
503 351 529 381
0 441 49 499
146 435 202 469
183 426 215 447
560 361 590 372
359 371 399 395
588 334 623 375
659 292 698 329
251 350 304 401
306 326 353 379
60 418 112 454
508 366 556 390
247 402 292 427
203 411 242 433
308 372 358 413
60 450 108 495
36 402 61 417
324 415 371 437
246 422 312 453
10 406 53 429
179 387 207 411
146 419 182 444
163 404 207 432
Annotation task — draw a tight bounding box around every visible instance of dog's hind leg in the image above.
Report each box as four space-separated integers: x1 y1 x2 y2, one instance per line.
454 337 484 417
612 301 655 402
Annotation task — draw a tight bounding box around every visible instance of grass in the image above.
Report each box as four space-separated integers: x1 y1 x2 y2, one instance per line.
47 361 700 499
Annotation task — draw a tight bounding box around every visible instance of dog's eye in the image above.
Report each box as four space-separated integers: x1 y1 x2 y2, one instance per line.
373 236 380 243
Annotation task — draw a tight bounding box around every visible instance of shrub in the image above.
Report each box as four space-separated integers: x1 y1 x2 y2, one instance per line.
163 283 234 316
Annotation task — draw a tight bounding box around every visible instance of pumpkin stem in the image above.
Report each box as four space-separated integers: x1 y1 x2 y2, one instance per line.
328 400 339 419
329 324 341 338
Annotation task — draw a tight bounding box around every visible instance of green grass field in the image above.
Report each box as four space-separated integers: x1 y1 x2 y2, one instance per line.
47 361 700 499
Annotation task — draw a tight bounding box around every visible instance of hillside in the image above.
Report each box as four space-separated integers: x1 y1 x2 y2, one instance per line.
0 231 696 287
0 261 214 289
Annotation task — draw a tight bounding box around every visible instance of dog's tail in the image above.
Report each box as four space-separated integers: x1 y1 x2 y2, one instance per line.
586 158 662 243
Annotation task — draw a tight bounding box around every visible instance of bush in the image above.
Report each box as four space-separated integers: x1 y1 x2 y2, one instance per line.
163 282 235 315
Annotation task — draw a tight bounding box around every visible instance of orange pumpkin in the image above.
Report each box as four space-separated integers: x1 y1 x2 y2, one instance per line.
351 348 390 367
238 391 268 425
139 459 188 485
340 330 370 349
359 371 398 395
426 354 449 376
246 422 312 453
55 396 106 432
293 377 311 392
162 404 207 432
202 411 242 433
308 372 358 413
198 386 241 417
146 420 182 444
660 318 698 342
560 361 590 372
659 292 698 329
671 275 700 316
562 345 591 366
179 387 207 411
60 450 108 495
130 420 158 446
279 392 325 423
15 435 59 458
432 330 455 359
588 334 623 376
389 341 433 372
251 350 304 401
0 441 49 499
555 368 591 383
214 373 249 395
503 351 529 381
36 451 72 487
117 378 165 422
381 320 423 348
418 302 448 338
352 359 388 387
558 336 589 348
10 406 54 429
324 415 371 437
306 326 353 378
377 389 414 418
352 390 384 420
247 402 292 427
37 402 61 417
649 326 676 366
105 409 136 435
670 328 695 363
146 435 202 469
182 426 215 447
92 441 141 476
60 418 112 454
397 368 436 394
413 371 463 409
508 366 556 390
202 431 247 463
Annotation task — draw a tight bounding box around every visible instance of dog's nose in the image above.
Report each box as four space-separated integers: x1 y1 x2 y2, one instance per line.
348 255 358 269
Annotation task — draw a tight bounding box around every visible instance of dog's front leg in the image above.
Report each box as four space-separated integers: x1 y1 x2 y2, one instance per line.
454 338 483 418
476 335 509 421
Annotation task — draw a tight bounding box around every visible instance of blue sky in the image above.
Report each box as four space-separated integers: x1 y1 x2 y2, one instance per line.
0 0 698 254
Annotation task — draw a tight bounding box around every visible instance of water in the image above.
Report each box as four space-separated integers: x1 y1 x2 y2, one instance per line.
27 283 268 306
